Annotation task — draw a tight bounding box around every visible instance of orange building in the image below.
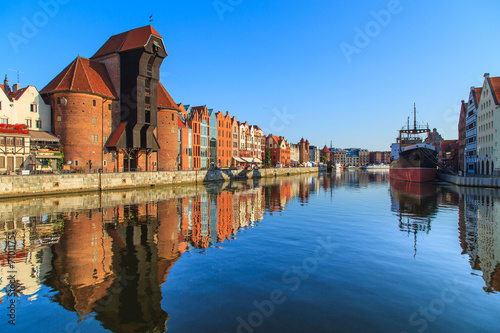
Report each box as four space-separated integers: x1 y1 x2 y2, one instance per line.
266 134 291 166
217 191 234 242
216 111 232 167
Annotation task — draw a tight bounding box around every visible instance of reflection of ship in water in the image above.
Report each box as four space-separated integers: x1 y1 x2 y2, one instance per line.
456 187 500 293
390 179 439 257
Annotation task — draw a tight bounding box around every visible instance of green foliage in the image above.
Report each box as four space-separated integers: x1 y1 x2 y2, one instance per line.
265 147 271 166
321 156 327 164
57 151 65 170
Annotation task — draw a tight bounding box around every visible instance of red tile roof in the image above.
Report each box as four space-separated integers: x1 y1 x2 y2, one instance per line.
40 56 117 99
474 87 482 104
489 77 500 105
178 115 186 128
157 82 180 111
107 122 127 148
7 86 29 101
321 145 330 153
0 84 4 94
92 25 162 59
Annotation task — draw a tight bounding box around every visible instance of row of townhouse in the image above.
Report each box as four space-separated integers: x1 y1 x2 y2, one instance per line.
0 76 61 174
458 73 500 175
3 25 313 173
319 145 390 167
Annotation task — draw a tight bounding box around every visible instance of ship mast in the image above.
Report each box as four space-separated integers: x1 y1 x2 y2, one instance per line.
414 103 417 131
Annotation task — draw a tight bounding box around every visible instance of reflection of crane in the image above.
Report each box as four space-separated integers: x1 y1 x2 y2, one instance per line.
7 68 24 85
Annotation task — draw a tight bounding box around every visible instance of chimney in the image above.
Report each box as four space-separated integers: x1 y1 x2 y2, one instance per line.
3 75 10 93
12 83 19 93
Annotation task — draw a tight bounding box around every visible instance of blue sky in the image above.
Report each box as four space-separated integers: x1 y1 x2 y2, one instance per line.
1 0 499 150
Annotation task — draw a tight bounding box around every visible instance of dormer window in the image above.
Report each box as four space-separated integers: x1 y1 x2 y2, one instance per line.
153 41 161 55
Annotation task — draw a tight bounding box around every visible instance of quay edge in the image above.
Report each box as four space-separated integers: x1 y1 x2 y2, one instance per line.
0 167 324 199
437 172 500 188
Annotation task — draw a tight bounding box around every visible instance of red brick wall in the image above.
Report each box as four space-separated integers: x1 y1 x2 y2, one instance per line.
157 108 178 170
51 92 114 172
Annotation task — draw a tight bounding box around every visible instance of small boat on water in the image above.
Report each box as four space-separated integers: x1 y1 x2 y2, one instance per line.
363 164 390 170
389 105 438 182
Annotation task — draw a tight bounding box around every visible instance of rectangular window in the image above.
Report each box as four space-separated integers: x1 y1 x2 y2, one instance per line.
91 134 98 143
108 120 112 128
92 117 97 125
74 160 79 166
93 100 96 106
6 137 14 146
103 136 108 143
26 119 32 127
0 137 4 145
0 157 4 168
0 101 2 110
0 118 7 124
15 138 23 146
57 116 62 122
30 104 37 112
103 160 107 166
36 120 42 128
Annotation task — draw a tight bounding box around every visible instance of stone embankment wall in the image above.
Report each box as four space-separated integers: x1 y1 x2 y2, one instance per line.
438 173 500 188
0 167 321 198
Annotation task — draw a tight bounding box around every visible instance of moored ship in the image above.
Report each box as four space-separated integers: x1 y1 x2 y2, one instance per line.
389 105 438 182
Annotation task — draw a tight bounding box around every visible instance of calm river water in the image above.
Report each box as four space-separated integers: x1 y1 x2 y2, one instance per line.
1 171 499 333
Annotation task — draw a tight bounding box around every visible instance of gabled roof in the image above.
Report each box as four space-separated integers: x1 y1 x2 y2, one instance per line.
488 77 500 105
178 114 186 128
7 86 29 101
473 88 482 106
92 25 163 59
0 84 5 94
40 56 117 99
157 82 180 111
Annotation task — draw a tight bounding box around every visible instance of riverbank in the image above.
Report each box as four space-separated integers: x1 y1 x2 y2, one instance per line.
0 166 322 198
437 172 500 188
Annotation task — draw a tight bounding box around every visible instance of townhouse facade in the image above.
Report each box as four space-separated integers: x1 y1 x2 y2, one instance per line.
266 134 290 167
424 128 443 152
309 145 320 163
476 73 499 175
216 111 232 168
1 76 60 173
458 100 467 172
465 87 481 173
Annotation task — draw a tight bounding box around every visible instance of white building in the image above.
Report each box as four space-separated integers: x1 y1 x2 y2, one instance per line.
465 86 481 173
1 75 60 173
309 145 320 163
1 76 51 131
476 73 500 175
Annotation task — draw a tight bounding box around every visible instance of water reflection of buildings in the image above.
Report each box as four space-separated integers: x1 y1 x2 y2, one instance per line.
0 176 314 332
322 170 389 191
0 215 61 303
389 180 439 257
457 187 500 293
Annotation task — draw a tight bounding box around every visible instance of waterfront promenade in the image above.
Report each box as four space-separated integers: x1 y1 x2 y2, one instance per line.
0 166 322 198
438 172 500 188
